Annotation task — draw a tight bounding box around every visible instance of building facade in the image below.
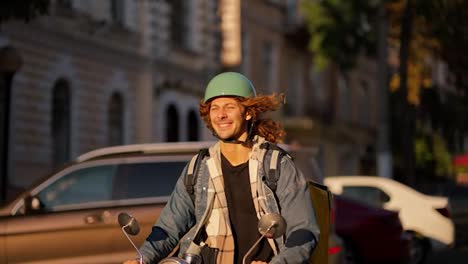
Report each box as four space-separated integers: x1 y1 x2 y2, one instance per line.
238 0 380 177
0 0 221 199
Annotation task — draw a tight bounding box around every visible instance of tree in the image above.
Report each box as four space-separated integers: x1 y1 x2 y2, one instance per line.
301 0 381 72
420 0 468 96
301 0 468 185
420 0 468 155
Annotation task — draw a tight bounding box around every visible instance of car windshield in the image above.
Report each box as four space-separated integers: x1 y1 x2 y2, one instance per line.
341 186 390 208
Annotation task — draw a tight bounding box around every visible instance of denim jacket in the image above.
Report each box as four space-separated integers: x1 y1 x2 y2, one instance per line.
139 140 320 264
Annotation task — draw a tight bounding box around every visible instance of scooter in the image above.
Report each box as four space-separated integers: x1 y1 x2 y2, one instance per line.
118 212 286 264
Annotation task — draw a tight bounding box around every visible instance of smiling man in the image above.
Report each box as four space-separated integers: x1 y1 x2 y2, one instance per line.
124 72 319 264
209 97 250 144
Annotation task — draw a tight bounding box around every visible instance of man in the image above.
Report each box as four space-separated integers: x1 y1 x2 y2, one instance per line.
124 72 319 264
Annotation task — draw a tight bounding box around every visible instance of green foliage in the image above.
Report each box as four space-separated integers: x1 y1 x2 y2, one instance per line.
418 0 468 95
415 136 432 166
300 0 381 71
301 0 467 181
455 166 468 174
0 0 50 24
414 124 453 177
432 133 453 176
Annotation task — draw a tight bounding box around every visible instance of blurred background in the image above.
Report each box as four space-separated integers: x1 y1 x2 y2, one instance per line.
0 0 467 262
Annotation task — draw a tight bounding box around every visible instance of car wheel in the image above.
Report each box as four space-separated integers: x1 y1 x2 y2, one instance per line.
409 233 427 264
343 240 360 264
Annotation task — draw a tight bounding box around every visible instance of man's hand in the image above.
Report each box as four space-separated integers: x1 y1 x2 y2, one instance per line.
251 261 268 264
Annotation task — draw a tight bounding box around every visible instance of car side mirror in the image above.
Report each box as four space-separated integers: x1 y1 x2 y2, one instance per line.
23 195 44 214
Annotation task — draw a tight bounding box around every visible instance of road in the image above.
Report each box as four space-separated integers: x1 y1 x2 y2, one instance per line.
426 246 468 264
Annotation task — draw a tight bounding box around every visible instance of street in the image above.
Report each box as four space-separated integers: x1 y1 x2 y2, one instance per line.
426 246 468 264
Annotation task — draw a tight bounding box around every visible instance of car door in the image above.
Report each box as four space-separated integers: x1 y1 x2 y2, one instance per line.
3 163 119 264
107 157 188 262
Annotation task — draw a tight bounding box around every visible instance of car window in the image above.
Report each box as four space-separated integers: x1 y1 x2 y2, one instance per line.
37 165 116 210
113 161 187 199
342 186 390 208
34 160 187 211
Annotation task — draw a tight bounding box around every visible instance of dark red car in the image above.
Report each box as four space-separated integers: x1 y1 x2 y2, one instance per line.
334 195 411 264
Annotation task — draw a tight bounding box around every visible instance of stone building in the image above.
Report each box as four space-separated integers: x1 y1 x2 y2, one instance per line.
0 0 221 199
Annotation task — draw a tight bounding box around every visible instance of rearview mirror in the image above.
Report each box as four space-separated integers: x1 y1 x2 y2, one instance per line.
243 213 286 264
23 195 44 215
118 212 140 236
258 213 286 239
118 212 143 263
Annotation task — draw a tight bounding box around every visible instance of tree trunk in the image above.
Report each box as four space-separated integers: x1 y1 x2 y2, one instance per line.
397 0 416 186
376 2 392 178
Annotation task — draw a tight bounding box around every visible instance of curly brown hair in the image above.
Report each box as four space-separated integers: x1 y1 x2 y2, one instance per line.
199 94 285 143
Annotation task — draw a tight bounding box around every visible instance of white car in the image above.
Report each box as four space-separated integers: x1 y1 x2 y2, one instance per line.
324 176 454 264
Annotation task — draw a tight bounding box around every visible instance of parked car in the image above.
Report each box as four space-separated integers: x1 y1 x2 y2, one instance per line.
334 194 410 264
0 142 343 264
441 184 468 246
419 182 468 247
325 176 455 264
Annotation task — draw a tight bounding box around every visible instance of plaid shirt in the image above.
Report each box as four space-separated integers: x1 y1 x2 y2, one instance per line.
203 136 275 263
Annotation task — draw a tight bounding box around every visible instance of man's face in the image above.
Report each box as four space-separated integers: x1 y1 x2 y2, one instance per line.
209 97 252 141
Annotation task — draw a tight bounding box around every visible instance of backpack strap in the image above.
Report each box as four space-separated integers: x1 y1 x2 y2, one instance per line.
260 142 291 192
184 143 289 200
185 148 209 203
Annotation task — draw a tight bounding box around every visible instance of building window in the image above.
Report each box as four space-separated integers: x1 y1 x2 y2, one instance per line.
241 31 249 74
360 81 370 126
55 0 74 16
57 0 72 9
108 92 124 146
187 110 199 141
338 74 351 121
310 67 326 111
340 147 357 175
110 0 125 24
52 79 71 168
169 0 188 47
285 63 301 116
166 104 179 142
262 41 274 93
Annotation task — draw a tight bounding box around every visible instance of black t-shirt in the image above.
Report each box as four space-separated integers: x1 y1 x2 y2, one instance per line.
221 154 274 264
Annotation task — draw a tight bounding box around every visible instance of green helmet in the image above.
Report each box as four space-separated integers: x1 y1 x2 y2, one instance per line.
204 72 257 103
